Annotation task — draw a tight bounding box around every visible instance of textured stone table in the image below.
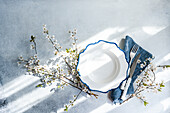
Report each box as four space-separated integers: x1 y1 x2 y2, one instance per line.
0 0 170 113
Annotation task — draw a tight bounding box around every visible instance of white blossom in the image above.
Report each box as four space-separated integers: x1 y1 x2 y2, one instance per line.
140 64 144 68
43 24 46 27
34 54 38 58
19 56 23 60
82 87 88 92
46 35 50 39
148 57 152 61
17 61 21 66
137 59 141 63
143 61 147 65
30 44 35 49
51 35 55 39
28 60 33 64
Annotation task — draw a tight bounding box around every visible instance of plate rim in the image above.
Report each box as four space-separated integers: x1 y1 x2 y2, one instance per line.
76 40 129 93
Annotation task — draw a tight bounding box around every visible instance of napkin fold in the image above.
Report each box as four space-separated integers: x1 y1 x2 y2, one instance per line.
110 36 154 104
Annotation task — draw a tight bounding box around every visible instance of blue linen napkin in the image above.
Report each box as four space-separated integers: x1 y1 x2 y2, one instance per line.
110 36 154 104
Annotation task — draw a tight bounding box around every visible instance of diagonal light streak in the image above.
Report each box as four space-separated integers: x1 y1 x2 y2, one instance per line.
90 102 120 113
78 27 126 49
160 97 170 111
0 75 39 98
142 26 167 35
57 96 89 113
2 86 54 113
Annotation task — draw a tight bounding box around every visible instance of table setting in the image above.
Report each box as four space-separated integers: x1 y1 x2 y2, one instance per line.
77 35 155 104
14 25 169 112
0 1 170 113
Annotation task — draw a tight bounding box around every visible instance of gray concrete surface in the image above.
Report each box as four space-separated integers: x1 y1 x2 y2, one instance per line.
0 0 170 113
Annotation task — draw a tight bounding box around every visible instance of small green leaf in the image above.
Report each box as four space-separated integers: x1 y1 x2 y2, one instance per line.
144 101 149 106
54 51 58 55
64 105 68 111
36 84 43 88
160 84 165 87
165 65 170 68
158 89 161 92
66 49 69 53
143 83 148 86
160 82 165 87
57 85 61 88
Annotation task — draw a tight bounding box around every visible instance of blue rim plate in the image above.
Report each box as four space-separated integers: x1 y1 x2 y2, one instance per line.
77 40 128 93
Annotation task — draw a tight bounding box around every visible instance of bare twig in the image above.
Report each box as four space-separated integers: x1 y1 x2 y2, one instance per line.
135 95 145 102
60 78 92 96
63 76 74 84
68 90 82 108
121 94 133 104
33 40 38 54
49 38 60 52
157 65 170 68
151 70 156 82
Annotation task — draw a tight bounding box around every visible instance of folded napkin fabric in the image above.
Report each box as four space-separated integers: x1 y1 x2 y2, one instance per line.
110 36 154 104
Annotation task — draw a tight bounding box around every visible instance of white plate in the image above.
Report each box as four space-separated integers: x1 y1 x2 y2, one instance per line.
77 40 128 93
